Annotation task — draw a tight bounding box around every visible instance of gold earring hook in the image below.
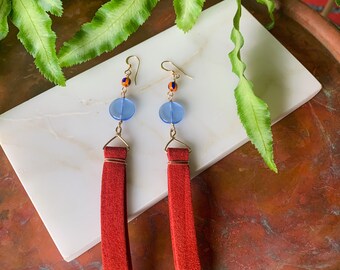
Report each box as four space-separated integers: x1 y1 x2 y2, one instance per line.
125 55 140 85
160 60 193 80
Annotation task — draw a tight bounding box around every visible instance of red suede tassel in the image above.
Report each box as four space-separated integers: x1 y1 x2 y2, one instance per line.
101 146 132 270
167 148 201 270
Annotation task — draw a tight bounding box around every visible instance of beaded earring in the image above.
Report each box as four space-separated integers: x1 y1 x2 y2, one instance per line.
101 55 140 270
159 61 201 270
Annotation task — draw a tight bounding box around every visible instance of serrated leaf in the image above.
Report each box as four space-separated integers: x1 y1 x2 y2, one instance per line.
336 0 339 6
37 0 63 17
11 0 65 85
256 0 275 29
228 0 277 173
0 0 11 40
58 0 159 67
174 0 205 32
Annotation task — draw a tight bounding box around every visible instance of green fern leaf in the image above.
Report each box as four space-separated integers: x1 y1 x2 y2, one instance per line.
58 0 159 67
11 0 65 85
0 0 11 40
174 0 205 32
256 0 275 29
229 0 277 172
37 0 63 17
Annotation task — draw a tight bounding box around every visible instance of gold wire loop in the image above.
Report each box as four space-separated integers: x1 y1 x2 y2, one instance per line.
164 137 192 153
121 87 128 98
103 134 130 150
167 91 174 101
125 55 140 85
161 60 193 80
164 124 191 152
103 121 130 150
124 68 132 77
115 121 123 135
170 124 176 138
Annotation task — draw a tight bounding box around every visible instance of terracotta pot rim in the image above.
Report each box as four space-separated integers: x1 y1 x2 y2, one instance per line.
280 0 340 62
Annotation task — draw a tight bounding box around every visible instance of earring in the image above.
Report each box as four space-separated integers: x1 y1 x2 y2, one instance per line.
159 61 201 270
101 55 140 270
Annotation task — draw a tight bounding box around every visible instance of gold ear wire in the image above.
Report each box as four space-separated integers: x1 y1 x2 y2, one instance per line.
160 60 193 80
125 55 140 85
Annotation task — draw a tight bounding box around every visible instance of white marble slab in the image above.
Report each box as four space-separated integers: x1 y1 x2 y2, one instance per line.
0 0 321 262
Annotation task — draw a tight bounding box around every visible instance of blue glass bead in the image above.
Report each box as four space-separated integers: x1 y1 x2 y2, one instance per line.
109 97 135 121
159 101 184 124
